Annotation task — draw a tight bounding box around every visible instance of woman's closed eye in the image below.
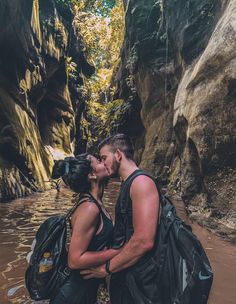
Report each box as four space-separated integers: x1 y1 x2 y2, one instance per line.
94 154 101 161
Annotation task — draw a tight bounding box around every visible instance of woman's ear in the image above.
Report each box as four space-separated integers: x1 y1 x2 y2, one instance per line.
88 173 97 181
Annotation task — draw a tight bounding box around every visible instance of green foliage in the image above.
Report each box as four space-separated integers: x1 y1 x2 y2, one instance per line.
83 0 116 16
66 57 77 80
106 99 132 131
73 0 124 68
55 0 78 7
81 98 129 149
71 0 125 149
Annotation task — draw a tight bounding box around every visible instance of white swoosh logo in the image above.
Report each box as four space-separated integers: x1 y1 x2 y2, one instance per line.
199 271 212 280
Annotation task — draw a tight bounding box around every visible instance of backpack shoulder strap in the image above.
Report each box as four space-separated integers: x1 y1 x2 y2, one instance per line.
65 193 101 220
119 170 162 241
120 169 162 212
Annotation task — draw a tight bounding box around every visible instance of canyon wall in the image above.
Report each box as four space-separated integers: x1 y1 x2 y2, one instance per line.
116 0 236 239
0 0 93 201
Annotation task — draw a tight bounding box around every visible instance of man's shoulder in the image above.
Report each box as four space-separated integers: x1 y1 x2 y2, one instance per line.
131 174 157 192
132 170 155 182
130 174 160 206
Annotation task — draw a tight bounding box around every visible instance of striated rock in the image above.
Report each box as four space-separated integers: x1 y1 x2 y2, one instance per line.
0 0 93 201
115 0 236 237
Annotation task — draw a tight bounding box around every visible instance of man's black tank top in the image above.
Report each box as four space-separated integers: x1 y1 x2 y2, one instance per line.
111 170 142 249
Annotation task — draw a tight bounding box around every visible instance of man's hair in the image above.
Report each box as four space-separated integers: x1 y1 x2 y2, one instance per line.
98 133 134 160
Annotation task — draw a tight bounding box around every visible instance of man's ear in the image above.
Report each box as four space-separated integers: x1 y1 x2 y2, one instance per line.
115 149 123 162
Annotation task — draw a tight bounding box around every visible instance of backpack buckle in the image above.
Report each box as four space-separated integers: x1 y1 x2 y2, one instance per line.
63 267 71 276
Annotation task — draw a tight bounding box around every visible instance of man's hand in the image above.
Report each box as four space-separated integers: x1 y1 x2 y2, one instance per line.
80 264 107 279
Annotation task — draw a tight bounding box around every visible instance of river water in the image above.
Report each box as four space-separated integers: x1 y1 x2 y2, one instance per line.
0 180 235 303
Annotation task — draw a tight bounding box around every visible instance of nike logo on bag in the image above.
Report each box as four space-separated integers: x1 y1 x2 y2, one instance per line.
199 271 212 280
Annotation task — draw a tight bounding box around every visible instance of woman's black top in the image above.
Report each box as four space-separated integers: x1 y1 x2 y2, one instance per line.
87 195 113 251
73 193 113 251
50 194 113 304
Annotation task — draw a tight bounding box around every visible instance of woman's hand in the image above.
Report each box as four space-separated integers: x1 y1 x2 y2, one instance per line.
80 264 107 279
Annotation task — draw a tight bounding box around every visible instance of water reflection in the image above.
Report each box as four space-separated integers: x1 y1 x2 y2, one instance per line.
0 190 73 304
0 180 235 303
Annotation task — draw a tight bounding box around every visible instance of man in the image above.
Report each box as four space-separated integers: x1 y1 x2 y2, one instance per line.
81 133 160 303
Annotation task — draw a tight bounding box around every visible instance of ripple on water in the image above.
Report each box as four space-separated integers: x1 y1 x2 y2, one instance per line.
0 188 74 303
0 184 236 304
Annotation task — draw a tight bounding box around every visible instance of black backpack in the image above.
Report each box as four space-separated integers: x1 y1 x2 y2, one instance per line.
25 195 84 300
120 170 213 304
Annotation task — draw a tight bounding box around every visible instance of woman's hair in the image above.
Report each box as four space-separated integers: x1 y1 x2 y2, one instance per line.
51 154 92 193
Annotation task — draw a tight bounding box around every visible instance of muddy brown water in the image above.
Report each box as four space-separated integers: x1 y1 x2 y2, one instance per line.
0 180 235 303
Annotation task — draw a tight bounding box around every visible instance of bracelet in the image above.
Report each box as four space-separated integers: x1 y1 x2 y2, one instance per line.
105 260 112 275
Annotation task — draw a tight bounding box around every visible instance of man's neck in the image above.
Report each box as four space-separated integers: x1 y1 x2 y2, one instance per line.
119 159 139 182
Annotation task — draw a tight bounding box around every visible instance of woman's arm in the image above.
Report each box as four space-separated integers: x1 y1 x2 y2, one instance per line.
68 201 120 270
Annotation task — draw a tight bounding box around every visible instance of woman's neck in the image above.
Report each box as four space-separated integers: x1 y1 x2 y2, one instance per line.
90 183 103 202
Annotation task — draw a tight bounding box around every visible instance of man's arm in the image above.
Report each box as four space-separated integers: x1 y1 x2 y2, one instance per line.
81 175 160 277
107 175 160 272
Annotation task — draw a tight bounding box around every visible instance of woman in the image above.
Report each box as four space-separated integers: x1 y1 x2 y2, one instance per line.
50 154 119 304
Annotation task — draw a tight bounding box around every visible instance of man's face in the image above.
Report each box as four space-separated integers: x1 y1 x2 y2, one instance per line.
99 145 120 177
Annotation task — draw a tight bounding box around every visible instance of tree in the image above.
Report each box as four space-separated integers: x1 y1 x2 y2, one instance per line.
72 0 125 150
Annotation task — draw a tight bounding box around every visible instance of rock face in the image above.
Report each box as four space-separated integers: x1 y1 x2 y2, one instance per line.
0 0 93 201
116 0 236 238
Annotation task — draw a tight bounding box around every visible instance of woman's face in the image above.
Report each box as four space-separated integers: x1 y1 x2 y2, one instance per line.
88 155 109 181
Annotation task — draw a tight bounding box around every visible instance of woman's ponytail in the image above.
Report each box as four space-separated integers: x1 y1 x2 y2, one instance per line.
51 160 67 179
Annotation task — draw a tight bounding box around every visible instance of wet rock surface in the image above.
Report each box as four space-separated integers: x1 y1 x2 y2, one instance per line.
115 0 236 239
0 0 93 201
